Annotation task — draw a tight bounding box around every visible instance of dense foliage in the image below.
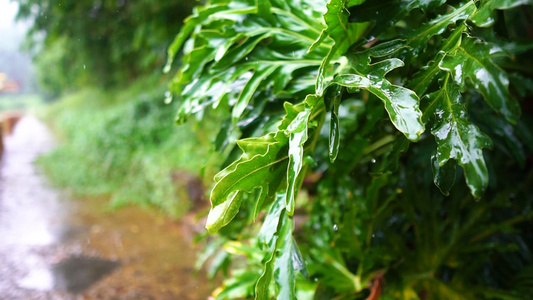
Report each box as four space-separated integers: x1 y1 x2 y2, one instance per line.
38 77 217 218
15 0 194 96
168 0 533 299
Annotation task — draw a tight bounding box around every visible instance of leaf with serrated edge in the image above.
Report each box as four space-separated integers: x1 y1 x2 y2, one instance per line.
208 99 311 233
311 0 369 94
347 0 447 40
425 76 492 198
164 4 232 73
401 1 476 58
470 0 532 28
439 34 521 124
408 25 465 99
170 1 326 127
207 131 288 234
331 60 425 142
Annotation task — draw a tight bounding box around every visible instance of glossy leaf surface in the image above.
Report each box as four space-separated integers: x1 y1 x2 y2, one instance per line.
470 0 532 27
440 34 521 124
425 77 492 198
333 57 425 142
168 0 533 299
207 131 289 233
286 105 312 215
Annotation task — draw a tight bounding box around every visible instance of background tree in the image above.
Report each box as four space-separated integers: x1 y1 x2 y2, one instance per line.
16 0 194 97
168 0 533 299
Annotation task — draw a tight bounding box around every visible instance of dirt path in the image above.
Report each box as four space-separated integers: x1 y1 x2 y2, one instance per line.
0 115 212 299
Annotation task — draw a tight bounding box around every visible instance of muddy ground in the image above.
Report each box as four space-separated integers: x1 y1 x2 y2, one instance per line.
0 115 213 299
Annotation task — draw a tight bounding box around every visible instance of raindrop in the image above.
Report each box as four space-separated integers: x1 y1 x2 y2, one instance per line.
83 64 86 70
372 233 375 238
314 278 318 282
333 224 338 231
370 158 376 164
164 91 172 104
245 57 249 61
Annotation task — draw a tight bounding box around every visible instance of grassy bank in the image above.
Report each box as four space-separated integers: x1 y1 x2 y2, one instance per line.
38 76 219 218
0 94 43 111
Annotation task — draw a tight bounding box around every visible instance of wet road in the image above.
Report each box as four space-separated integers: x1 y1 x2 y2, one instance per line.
0 116 212 299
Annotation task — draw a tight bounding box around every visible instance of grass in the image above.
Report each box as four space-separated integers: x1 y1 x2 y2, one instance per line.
0 94 44 112
38 76 220 218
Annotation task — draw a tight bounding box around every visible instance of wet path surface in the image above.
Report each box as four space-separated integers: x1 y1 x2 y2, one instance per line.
0 116 212 299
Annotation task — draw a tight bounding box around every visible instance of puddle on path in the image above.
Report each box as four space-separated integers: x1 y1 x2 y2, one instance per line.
0 115 213 299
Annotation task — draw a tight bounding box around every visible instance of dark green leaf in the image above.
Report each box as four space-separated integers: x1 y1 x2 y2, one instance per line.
347 0 447 39
425 76 493 198
470 0 533 28
431 154 456 196
401 1 476 58
439 34 521 124
327 85 342 162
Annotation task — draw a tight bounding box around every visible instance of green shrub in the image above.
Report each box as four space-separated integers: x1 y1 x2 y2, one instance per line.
168 0 533 299
39 77 217 218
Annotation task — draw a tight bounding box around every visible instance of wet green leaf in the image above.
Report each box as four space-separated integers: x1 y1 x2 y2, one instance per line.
286 105 312 216
170 0 326 125
310 0 367 54
401 1 475 58
207 131 289 233
409 52 446 98
470 0 533 28
331 59 425 142
169 0 533 298
311 0 369 94
258 194 286 248
255 195 286 300
327 85 342 162
347 0 447 39
165 4 233 72
232 65 279 122
431 154 456 196
207 190 245 235
425 76 493 198
273 217 301 300
439 34 521 124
